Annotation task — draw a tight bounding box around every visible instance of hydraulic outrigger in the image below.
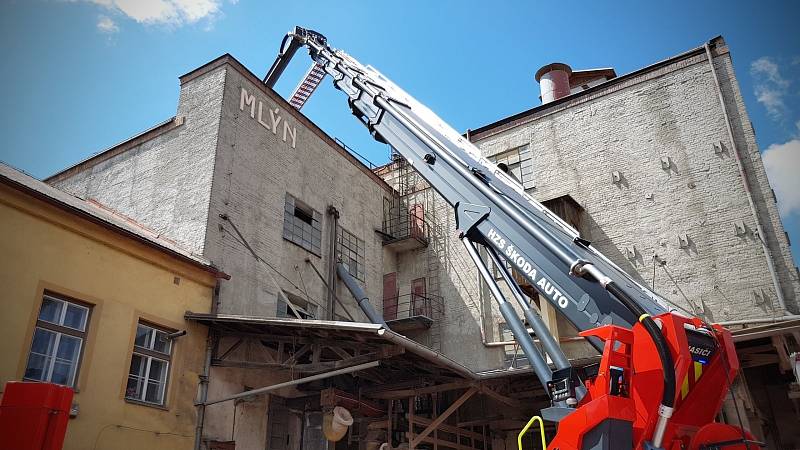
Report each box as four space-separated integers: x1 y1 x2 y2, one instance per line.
264 27 757 450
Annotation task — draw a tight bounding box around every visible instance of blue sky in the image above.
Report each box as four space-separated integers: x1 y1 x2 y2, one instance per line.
1 0 799 264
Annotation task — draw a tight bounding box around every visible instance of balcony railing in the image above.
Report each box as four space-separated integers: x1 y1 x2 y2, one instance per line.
381 210 429 251
382 293 443 332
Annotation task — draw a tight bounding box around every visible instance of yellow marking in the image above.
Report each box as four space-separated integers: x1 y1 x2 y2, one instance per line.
681 375 689 399
694 361 703 380
639 313 651 322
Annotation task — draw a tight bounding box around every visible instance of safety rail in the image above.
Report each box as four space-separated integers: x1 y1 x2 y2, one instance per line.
382 293 443 323
381 210 429 249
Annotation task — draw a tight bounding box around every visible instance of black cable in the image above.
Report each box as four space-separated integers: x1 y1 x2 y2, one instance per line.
607 282 676 409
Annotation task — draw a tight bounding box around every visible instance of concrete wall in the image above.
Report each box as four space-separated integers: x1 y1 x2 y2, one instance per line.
203 61 393 318
0 182 217 450
471 39 800 322
49 67 225 255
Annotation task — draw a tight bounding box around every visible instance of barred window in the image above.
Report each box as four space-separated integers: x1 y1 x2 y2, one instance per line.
24 293 91 387
283 194 322 256
337 226 365 281
126 322 172 406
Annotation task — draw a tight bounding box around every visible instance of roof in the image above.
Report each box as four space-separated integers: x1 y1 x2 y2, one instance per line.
468 36 725 141
730 318 800 342
1 163 229 279
185 312 593 383
185 312 475 379
569 68 617 87
46 54 393 192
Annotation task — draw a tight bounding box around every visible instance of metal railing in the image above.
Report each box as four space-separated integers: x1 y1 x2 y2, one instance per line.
382 210 429 243
382 293 444 322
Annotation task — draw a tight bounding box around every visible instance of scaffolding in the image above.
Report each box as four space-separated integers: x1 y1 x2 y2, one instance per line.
379 151 445 351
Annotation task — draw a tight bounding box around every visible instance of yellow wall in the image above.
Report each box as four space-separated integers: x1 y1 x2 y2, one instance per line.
0 184 219 450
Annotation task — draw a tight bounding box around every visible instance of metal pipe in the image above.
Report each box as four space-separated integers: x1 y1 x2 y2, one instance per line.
326 206 340 320
336 262 388 327
704 42 788 313
461 235 554 391
201 361 380 406
305 258 356 322
194 332 214 450
378 328 475 379
485 245 571 371
718 314 800 326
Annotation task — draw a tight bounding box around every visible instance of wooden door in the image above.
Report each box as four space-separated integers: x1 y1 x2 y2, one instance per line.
411 277 428 317
409 204 424 238
383 272 398 320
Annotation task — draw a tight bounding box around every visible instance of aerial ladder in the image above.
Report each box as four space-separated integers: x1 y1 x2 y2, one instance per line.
264 27 757 450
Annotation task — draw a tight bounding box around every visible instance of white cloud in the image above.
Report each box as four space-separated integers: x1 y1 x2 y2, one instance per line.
96 15 119 33
751 57 790 120
84 0 221 26
763 139 800 217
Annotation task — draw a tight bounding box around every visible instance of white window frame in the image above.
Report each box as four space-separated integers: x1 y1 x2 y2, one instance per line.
126 322 173 406
24 294 90 387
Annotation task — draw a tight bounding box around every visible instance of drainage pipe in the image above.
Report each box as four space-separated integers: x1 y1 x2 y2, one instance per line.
326 206 340 320
718 315 800 327
704 42 788 313
194 331 214 450
336 262 388 328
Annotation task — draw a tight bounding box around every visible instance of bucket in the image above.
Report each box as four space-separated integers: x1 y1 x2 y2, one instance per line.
323 406 353 442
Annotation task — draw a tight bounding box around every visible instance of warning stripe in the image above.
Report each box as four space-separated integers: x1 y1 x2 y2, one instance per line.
680 361 704 400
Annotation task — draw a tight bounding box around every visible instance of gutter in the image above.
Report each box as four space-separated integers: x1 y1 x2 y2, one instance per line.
703 41 788 313
0 172 230 280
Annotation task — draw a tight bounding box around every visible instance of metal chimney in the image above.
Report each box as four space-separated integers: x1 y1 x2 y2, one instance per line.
535 63 572 104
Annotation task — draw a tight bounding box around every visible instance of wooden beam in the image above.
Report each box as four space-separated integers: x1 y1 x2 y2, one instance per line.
410 387 478 449
367 380 473 399
218 338 243 361
479 385 522 409
284 343 311 366
409 415 485 441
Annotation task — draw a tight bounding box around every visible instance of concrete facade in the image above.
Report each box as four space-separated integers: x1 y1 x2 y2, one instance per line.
467 37 799 323
49 56 394 324
40 36 800 449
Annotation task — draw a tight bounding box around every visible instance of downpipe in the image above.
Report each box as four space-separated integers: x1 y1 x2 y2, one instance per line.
704 41 789 313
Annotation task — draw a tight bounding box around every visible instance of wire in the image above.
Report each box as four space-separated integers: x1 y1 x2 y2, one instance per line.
93 423 192 449
219 214 338 319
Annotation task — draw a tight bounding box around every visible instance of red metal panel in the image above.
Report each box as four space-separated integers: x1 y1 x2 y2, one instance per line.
0 381 73 450
382 272 398 320
409 204 424 238
411 277 428 317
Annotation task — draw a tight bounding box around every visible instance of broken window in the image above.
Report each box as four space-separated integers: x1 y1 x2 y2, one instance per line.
277 291 318 319
336 225 365 282
489 145 529 185
283 193 322 256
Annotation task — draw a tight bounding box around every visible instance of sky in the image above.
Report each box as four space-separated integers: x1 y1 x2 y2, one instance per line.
1 0 799 264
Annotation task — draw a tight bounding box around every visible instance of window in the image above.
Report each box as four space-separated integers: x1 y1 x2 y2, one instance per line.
277 291 318 319
337 226 365 281
489 145 529 186
126 322 172 406
24 293 91 387
283 194 322 255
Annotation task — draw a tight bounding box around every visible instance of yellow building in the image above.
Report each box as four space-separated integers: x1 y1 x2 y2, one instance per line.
0 164 228 450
